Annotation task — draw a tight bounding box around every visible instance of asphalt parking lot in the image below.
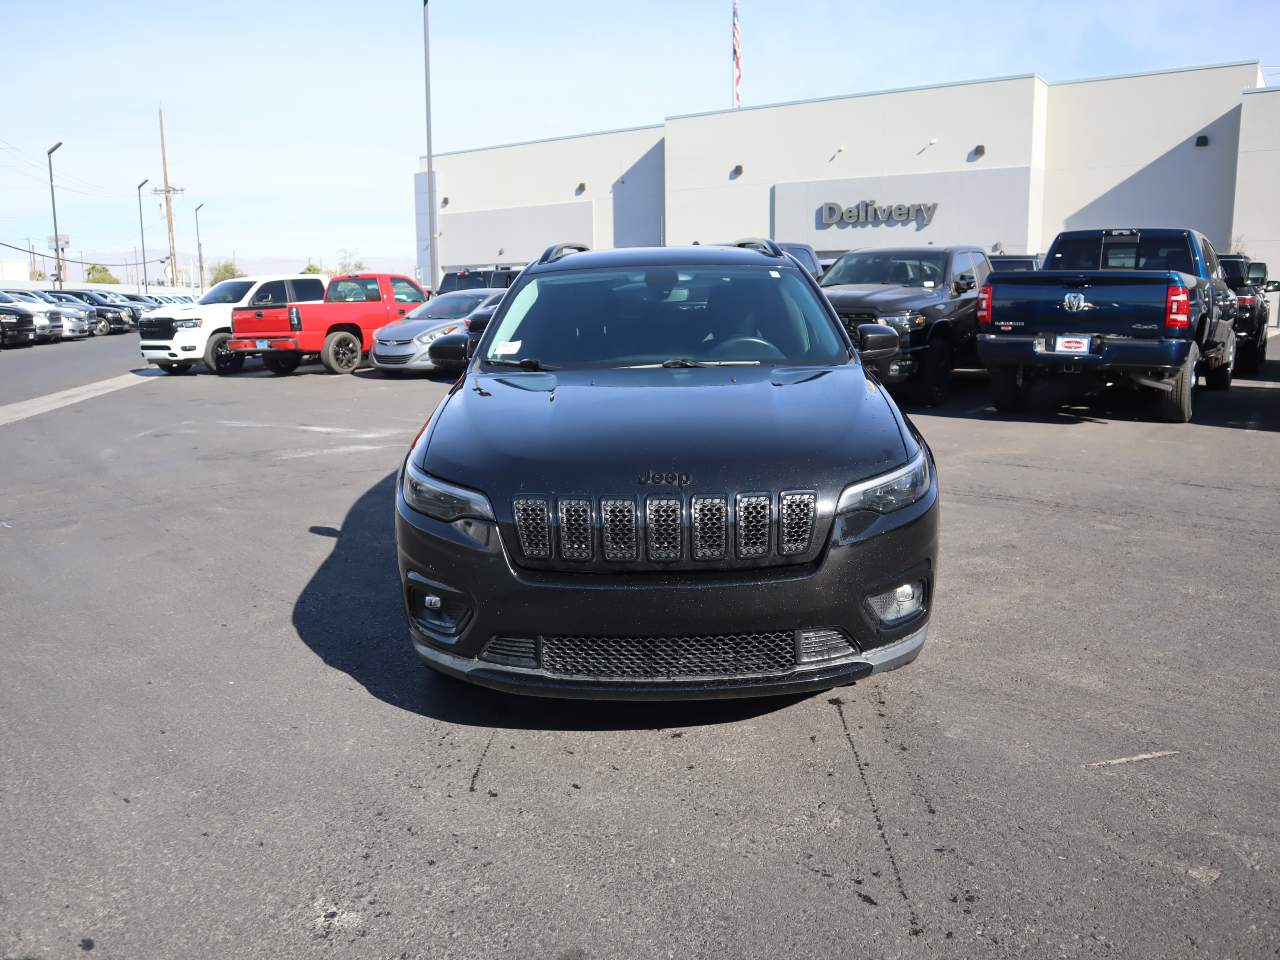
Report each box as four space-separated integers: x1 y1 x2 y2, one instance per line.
2 333 1278 959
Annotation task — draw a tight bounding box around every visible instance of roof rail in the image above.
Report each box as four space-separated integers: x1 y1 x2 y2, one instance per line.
537 242 590 265
730 238 786 258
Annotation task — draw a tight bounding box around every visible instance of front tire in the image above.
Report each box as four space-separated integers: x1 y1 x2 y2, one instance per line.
94 317 110 336
263 353 302 376
1204 341 1234 391
204 332 245 376
320 330 362 374
990 366 1030 412
909 335 954 406
1158 343 1198 423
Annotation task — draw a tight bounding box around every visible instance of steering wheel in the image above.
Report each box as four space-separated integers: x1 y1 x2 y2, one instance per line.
709 336 786 361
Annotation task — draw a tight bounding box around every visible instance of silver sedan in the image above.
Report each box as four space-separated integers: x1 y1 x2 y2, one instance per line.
371 289 503 374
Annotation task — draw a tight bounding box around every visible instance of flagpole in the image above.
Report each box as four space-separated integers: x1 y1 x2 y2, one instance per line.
422 0 440 292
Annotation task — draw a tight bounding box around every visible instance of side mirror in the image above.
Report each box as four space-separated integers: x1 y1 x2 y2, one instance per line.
1265 280 1280 293
954 273 976 293
427 332 468 367
465 313 491 336
857 323 901 363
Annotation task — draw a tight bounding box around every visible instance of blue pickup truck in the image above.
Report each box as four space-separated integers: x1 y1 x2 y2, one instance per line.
977 228 1237 422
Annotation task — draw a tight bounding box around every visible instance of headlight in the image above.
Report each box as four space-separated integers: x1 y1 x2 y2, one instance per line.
106 310 122 319
837 450 930 514
415 323 459 345
173 319 202 329
877 312 926 334
402 460 494 521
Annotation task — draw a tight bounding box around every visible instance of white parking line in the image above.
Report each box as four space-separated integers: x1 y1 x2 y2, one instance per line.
0 370 159 429
1084 750 1179 768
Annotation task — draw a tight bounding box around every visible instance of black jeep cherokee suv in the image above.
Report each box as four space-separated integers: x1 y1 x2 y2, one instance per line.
820 246 991 405
395 241 939 700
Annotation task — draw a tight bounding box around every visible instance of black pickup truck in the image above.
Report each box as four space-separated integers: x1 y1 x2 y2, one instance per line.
977 228 1237 423
1219 255 1273 374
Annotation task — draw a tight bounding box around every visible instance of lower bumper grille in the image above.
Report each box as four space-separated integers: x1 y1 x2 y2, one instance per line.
540 630 797 679
373 352 411 365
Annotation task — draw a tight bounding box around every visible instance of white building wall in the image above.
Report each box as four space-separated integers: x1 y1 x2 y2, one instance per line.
663 76 1044 253
1231 87 1280 324
422 125 664 271
1040 61 1261 252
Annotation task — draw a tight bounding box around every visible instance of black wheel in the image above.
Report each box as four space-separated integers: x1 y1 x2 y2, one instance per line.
1158 343 1198 423
321 330 362 374
204 332 245 375
263 353 302 376
908 335 954 406
1204 341 1234 390
990 366 1031 412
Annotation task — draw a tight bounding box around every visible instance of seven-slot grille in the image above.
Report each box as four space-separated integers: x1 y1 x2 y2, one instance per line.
510 491 817 566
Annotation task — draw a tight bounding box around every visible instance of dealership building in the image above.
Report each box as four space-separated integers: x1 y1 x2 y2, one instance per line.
415 60 1280 288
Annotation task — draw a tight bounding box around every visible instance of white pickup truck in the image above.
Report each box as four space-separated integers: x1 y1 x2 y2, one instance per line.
138 274 328 374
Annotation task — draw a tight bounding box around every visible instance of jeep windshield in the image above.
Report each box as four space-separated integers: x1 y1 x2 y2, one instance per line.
820 251 946 288
199 280 254 305
482 266 848 368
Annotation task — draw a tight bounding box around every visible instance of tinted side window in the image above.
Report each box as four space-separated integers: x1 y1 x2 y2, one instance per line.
251 281 289 306
329 278 381 302
391 278 425 303
951 252 976 283
971 253 991 284
1201 238 1219 278
289 278 325 302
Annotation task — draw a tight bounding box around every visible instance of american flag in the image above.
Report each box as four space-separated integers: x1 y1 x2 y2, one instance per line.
732 0 742 108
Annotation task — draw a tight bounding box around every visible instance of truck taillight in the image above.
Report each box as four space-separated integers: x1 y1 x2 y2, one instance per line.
1236 295 1255 308
289 306 301 331
1165 285 1190 330
977 284 993 325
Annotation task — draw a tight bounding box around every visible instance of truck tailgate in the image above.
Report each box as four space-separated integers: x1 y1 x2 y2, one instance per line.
232 306 291 337
989 270 1179 339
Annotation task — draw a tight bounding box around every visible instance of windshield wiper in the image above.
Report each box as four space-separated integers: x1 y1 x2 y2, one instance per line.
660 357 707 368
484 357 556 371
616 358 762 368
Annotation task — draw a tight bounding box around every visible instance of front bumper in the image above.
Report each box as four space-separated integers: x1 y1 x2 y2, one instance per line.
140 328 206 364
978 333 1193 373
371 343 448 371
394 474 938 700
61 319 91 338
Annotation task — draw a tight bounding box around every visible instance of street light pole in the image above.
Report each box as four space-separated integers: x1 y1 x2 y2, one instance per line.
422 0 440 291
194 203 205 292
137 178 149 294
47 142 63 289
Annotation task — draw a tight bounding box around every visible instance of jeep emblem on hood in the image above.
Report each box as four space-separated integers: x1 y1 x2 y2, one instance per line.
638 470 692 487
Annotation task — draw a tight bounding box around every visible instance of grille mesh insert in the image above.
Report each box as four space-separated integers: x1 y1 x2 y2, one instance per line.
736 494 771 558
646 498 682 561
512 498 551 559
691 496 728 560
540 631 796 679
557 499 593 560
601 499 638 561
779 492 817 555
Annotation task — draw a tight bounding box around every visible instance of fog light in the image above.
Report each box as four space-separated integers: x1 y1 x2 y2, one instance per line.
866 581 925 625
422 594 442 610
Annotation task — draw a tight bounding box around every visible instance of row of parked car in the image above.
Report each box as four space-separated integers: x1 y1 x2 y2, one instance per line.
0 286 197 348
121 227 1277 424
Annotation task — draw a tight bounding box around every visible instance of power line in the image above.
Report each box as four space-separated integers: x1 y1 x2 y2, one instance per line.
0 240 168 268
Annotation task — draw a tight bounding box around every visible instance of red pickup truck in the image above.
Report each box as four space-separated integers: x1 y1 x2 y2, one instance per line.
226 273 429 374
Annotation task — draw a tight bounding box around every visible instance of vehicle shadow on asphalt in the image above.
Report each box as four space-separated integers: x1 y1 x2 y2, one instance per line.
293 472 807 731
905 356 1280 431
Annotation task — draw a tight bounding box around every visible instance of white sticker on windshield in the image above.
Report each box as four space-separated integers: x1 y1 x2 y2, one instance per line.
495 340 521 355
923 280 936 288
769 270 781 278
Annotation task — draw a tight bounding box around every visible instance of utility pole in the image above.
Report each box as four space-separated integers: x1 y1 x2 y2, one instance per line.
137 178 149 294
422 0 440 291
152 109 183 287
194 202 205 291
46 142 63 289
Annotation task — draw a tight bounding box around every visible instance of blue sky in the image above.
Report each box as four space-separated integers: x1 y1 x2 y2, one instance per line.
3 0 1278 272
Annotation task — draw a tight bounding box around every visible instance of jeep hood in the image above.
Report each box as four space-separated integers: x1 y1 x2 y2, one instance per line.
420 364 911 504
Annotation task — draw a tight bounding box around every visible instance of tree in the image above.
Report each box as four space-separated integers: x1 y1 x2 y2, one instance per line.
301 260 323 274
29 267 47 281
209 260 245 284
85 264 119 284
336 249 365 274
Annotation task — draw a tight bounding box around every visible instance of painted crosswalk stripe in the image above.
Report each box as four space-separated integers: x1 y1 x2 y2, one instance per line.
0 370 156 429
